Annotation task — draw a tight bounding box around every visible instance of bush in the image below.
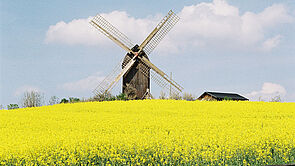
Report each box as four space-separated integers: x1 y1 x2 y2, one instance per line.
116 93 127 101
270 96 282 102
169 93 182 100
224 96 232 101
7 104 19 110
93 93 115 101
60 98 69 104
69 97 80 103
182 93 195 101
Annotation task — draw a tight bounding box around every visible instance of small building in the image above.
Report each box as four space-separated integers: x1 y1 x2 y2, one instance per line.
197 91 249 101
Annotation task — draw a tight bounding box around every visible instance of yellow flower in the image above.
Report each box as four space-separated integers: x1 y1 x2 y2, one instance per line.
0 100 294 165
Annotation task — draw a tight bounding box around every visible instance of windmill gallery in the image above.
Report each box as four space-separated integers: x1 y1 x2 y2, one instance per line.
90 10 183 99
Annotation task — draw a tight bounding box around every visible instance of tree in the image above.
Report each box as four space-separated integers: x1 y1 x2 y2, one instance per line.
0 104 4 110
60 98 69 103
69 97 80 103
22 91 44 108
93 92 115 101
182 93 195 101
169 93 182 100
270 95 282 102
7 104 19 110
159 91 167 99
48 96 59 105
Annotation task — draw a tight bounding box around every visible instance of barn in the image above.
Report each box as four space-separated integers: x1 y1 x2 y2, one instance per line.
197 91 249 101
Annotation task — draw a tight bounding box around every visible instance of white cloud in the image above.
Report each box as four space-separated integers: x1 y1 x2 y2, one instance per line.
171 1 293 52
247 82 287 101
262 35 282 51
45 11 159 46
45 0 293 53
60 72 105 92
14 85 42 97
45 17 104 46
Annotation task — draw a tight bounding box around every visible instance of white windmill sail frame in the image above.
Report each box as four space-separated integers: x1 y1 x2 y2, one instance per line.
90 14 134 53
140 10 180 56
137 56 183 95
92 55 135 96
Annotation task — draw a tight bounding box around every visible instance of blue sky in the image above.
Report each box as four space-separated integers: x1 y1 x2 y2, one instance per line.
1 0 295 107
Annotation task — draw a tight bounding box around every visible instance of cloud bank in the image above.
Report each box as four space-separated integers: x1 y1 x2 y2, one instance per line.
45 0 293 53
247 82 287 101
45 11 160 47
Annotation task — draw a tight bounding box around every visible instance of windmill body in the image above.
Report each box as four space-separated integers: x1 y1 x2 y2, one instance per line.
90 10 183 99
122 45 150 99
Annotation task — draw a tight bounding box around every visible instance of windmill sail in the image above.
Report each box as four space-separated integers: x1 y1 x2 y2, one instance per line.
90 14 137 96
139 10 180 55
137 10 183 95
138 56 183 95
93 56 136 96
90 14 134 53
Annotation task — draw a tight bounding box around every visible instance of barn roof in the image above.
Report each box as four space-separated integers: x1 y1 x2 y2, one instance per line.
198 91 249 101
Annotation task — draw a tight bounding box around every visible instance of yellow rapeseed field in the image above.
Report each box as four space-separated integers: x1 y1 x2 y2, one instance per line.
0 100 294 165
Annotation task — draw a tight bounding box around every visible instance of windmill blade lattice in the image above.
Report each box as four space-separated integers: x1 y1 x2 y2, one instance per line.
93 56 135 96
90 14 134 52
141 10 180 55
150 70 183 96
137 57 183 95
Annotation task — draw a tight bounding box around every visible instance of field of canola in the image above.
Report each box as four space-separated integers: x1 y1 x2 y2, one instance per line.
0 100 295 165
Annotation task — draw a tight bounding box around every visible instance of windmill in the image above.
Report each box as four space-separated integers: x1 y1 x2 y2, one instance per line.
90 10 183 99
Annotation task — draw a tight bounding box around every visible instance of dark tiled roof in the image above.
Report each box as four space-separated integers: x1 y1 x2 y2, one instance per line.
201 91 248 100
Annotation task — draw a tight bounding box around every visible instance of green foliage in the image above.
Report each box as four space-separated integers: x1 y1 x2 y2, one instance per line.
69 97 80 103
115 93 127 101
60 98 69 104
93 93 116 101
224 96 232 101
7 104 19 110
1 147 294 165
92 93 128 101
60 97 80 103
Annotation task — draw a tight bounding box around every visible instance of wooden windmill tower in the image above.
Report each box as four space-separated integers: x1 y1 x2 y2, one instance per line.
90 10 183 99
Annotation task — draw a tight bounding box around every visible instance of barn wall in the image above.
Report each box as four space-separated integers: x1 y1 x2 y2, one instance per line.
199 94 217 101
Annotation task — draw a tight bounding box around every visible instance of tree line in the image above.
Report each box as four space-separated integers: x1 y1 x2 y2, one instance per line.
1 91 197 110
0 90 283 110
2 91 82 110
